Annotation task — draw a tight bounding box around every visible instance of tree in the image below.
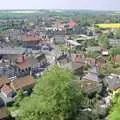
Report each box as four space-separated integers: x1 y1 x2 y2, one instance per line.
87 39 98 47
108 92 120 120
115 30 120 39
18 66 86 120
14 90 24 108
86 51 100 59
99 34 110 49
110 47 120 57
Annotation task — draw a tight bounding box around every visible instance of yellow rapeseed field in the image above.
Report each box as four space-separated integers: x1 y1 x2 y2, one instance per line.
96 23 120 29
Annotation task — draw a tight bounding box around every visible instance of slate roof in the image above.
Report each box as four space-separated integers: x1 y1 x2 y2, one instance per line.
54 35 65 44
83 67 100 82
71 62 84 71
0 47 26 55
75 80 102 94
104 74 120 91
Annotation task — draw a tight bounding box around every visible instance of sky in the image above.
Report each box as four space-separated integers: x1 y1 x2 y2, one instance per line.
0 0 120 11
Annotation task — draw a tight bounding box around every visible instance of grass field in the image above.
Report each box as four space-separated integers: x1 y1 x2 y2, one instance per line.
96 23 120 29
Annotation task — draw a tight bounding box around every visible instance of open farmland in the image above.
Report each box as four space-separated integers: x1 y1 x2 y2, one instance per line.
96 23 120 29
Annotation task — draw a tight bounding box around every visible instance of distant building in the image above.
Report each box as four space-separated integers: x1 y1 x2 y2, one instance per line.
0 47 26 55
53 35 66 44
68 20 77 28
109 39 120 46
83 67 101 82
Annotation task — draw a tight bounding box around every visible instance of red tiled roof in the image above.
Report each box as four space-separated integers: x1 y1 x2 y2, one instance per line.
23 35 42 42
16 56 31 69
1 85 13 96
11 76 35 90
68 20 77 28
0 76 9 88
16 60 30 70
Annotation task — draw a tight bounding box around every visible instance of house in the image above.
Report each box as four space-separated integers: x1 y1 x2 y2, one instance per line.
71 54 85 63
75 80 102 95
71 57 84 79
0 84 15 104
23 31 48 46
70 54 85 76
56 54 70 66
10 76 35 91
53 35 66 44
85 57 106 68
109 39 120 46
0 60 10 75
0 47 26 55
0 76 9 88
15 54 48 77
104 74 120 92
68 20 77 28
96 57 106 68
15 55 31 70
23 34 41 43
0 107 10 120
112 55 120 63
7 29 24 41
1 85 13 98
101 50 109 56
83 67 101 82
66 40 81 48
85 57 96 66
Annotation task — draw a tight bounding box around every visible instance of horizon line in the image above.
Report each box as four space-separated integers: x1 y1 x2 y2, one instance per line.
0 8 119 12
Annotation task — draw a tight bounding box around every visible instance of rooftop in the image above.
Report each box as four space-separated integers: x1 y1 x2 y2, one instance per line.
67 40 81 46
11 76 35 90
105 74 120 91
0 47 26 55
0 76 9 88
0 107 9 120
1 84 13 96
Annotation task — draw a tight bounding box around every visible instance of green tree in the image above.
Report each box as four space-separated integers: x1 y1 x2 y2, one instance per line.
14 90 24 108
99 34 109 49
86 51 100 59
110 47 120 57
108 92 120 120
18 66 86 120
115 30 120 39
